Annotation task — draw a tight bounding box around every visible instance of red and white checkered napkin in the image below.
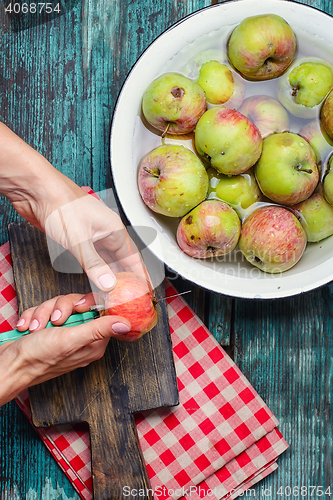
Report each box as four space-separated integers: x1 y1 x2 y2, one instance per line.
0 241 288 500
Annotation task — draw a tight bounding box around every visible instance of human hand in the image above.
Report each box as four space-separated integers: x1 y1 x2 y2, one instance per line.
0 294 132 406
0 123 148 292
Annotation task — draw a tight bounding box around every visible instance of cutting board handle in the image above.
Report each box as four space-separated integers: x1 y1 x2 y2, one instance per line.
85 369 152 500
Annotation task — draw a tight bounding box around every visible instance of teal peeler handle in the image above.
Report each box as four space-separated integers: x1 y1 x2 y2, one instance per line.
0 311 99 345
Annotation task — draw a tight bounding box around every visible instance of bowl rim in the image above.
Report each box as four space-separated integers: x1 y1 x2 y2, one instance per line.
110 0 333 300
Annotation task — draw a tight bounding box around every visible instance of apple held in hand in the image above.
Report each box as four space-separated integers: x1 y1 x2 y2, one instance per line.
238 95 289 138
227 14 296 80
142 73 206 135
138 144 209 217
207 167 262 217
239 205 307 273
292 193 333 242
194 107 262 176
103 272 158 341
321 88 333 140
277 58 333 118
176 199 241 258
254 132 319 205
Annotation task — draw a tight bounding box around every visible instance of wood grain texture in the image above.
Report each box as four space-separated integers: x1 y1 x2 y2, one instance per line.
233 287 333 494
1 0 333 497
9 221 178 500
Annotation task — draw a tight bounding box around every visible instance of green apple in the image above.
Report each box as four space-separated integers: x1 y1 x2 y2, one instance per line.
138 144 208 217
323 155 333 206
197 60 234 105
277 58 333 118
183 49 226 80
292 192 333 242
176 200 240 258
255 132 319 205
142 73 206 134
227 14 296 80
299 120 333 170
239 205 307 273
321 88 333 140
207 167 262 217
194 107 262 176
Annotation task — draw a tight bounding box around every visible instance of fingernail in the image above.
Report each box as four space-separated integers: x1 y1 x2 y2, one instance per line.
30 319 40 331
112 322 131 334
74 298 86 306
51 309 62 322
16 318 25 327
98 274 116 290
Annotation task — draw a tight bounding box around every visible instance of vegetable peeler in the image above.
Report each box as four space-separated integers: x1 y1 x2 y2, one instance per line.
0 311 100 346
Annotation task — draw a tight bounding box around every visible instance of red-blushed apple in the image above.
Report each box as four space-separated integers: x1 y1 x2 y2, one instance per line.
321 88 333 140
103 272 157 341
207 167 262 218
277 57 333 119
194 107 262 175
138 144 209 217
292 192 333 242
142 73 206 134
238 205 307 273
254 132 319 205
299 120 333 170
227 14 296 81
176 199 241 258
238 95 289 138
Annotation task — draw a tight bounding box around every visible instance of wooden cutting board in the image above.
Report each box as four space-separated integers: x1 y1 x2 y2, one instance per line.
9 221 179 500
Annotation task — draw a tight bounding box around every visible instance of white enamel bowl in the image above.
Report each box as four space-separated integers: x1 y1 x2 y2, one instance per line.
110 0 333 299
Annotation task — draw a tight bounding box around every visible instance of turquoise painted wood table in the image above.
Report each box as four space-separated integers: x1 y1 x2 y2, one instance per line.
0 0 332 498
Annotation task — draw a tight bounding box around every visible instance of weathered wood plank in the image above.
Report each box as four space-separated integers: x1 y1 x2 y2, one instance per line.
0 0 211 496
234 286 333 493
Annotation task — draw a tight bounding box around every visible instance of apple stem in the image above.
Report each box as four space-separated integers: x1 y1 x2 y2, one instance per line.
161 122 170 139
296 164 313 174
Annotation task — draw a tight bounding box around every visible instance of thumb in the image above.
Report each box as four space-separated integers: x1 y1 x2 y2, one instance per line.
68 315 132 347
70 239 117 292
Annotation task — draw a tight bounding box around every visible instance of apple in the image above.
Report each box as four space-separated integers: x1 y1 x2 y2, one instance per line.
277 58 333 118
138 144 208 217
227 14 296 80
142 72 206 135
254 132 319 205
196 60 245 108
183 50 246 110
292 193 333 242
321 88 333 140
299 120 333 169
103 272 158 341
238 95 289 138
207 167 262 217
238 205 307 273
323 155 333 205
176 200 241 259
183 49 226 80
194 107 262 176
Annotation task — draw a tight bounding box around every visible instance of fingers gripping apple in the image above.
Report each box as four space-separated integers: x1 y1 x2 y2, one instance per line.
103 272 158 341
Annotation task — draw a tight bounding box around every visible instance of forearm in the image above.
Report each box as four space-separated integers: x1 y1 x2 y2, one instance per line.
0 122 87 229
0 343 31 407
